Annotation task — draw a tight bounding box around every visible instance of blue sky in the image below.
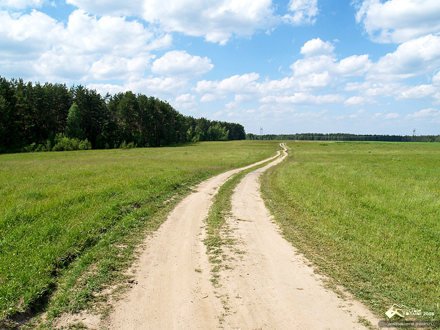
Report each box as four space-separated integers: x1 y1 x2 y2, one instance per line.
1 0 440 135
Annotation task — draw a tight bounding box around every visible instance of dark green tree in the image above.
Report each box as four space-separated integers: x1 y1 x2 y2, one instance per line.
0 77 21 152
65 102 83 139
206 123 229 141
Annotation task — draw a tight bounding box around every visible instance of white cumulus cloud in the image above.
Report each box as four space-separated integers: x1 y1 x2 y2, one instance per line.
62 0 323 45
88 54 155 80
152 50 213 78
336 55 372 76
344 96 376 106
354 0 440 43
196 73 260 94
87 83 126 95
345 82 405 97
284 0 318 25
432 71 440 85
300 38 334 57
384 113 400 119
66 0 142 17
0 0 48 9
0 10 63 59
260 93 344 105
64 10 169 57
171 93 198 110
405 108 440 122
0 9 172 81
142 0 278 45
88 77 188 99
290 56 334 76
291 39 372 79
369 34 440 80
398 85 437 99
200 94 226 102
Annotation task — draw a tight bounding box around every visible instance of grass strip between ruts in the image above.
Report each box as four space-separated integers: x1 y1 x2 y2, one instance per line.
203 151 282 286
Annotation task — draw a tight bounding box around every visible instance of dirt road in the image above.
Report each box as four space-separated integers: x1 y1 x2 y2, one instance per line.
106 144 378 329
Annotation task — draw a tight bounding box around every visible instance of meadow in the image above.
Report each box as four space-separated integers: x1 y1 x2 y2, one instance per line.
0 141 280 323
261 141 440 322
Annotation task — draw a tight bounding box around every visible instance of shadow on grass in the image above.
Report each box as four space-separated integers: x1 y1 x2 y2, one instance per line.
1 282 56 330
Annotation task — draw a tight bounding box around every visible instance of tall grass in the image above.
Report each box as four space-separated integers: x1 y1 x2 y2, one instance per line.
0 141 279 322
262 141 440 321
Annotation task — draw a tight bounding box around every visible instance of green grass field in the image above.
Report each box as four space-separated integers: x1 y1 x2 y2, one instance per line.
261 141 440 322
0 141 280 323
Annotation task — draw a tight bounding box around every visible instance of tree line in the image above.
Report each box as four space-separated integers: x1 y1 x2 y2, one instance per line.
0 77 246 153
246 133 440 143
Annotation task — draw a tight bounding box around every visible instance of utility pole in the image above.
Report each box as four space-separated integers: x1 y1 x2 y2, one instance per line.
260 127 263 135
413 129 416 142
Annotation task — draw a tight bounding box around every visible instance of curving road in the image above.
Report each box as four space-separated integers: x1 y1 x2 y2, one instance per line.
105 143 378 329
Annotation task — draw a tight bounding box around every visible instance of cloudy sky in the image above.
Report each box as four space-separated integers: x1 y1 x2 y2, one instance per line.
1 0 440 135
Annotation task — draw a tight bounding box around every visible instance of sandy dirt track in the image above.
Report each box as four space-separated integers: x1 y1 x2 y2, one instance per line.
106 144 379 329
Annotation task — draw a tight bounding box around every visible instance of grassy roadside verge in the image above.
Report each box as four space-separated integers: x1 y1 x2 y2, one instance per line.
261 141 440 324
0 140 280 328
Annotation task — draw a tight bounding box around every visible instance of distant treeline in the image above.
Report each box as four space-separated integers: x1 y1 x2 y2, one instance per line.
246 133 440 143
0 77 245 153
